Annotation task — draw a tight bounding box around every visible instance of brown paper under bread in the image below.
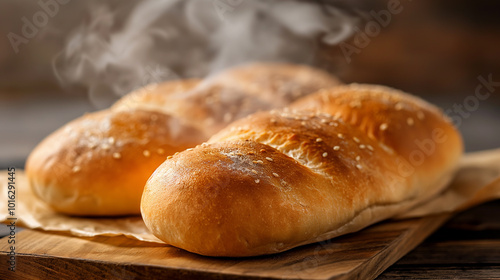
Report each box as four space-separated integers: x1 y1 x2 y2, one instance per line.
140 84 463 256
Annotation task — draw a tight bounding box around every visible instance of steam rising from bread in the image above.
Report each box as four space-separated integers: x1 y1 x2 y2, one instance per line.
53 0 356 108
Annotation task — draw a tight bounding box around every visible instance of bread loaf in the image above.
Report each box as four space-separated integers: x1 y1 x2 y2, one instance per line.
27 63 340 216
140 84 463 256
113 62 341 135
202 62 342 104
26 109 206 216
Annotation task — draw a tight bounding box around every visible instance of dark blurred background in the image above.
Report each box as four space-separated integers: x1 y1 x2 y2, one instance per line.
1 0 499 169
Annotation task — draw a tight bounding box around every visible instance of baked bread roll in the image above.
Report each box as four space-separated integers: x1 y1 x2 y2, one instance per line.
26 109 206 216
202 62 342 105
141 84 463 256
114 62 341 134
27 63 340 216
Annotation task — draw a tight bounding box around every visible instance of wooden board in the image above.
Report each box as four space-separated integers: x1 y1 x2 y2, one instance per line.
0 214 450 280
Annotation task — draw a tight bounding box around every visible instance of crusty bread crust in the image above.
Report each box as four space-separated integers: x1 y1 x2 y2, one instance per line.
141 84 463 256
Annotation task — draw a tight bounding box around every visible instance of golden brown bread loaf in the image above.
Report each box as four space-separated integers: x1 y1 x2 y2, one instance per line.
113 62 341 135
26 109 206 216
203 62 342 104
27 63 340 216
141 84 463 256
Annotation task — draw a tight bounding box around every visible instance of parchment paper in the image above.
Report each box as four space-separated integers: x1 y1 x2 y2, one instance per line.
0 170 162 243
1 149 500 243
398 148 500 218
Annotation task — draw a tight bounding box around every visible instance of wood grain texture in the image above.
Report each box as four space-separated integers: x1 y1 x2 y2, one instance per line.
378 200 500 280
0 214 450 280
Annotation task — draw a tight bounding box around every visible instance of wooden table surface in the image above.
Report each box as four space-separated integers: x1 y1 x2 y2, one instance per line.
378 199 500 279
